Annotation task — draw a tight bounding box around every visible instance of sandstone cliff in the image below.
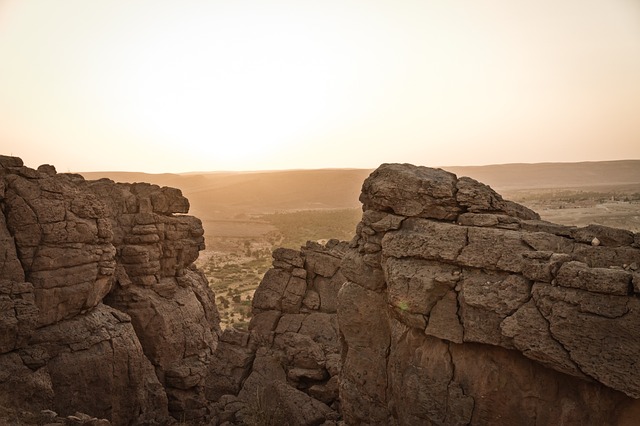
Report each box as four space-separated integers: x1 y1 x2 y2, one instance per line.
0 155 220 424
202 162 640 426
339 163 640 425
206 241 345 425
3 155 640 426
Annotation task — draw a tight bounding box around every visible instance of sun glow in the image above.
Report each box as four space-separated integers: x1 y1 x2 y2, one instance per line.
1 0 640 172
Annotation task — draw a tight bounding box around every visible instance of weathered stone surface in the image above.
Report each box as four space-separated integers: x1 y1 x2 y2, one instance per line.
281 276 307 313
362 210 405 232
8 157 639 425
0 351 54 413
501 299 586 378
235 351 335 426
521 251 571 282
0 211 25 282
338 281 390 425
360 163 460 219
28 304 168 425
451 342 640 426
457 227 530 273
0 157 219 424
252 269 290 310
2 171 115 327
105 269 218 418
205 328 255 401
0 280 38 353
315 272 344 313
459 270 531 346
273 247 305 268
424 290 463 343
383 218 468 263
340 248 386 291
571 224 635 247
0 155 24 168
555 261 632 295
337 163 640 424
384 257 460 316
208 241 345 424
456 176 539 220
388 327 473 426
534 284 640 398
305 250 341 278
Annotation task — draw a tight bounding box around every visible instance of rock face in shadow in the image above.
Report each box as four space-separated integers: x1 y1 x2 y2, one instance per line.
206 241 345 425
87 178 221 421
5 155 640 425
0 155 220 424
340 163 640 425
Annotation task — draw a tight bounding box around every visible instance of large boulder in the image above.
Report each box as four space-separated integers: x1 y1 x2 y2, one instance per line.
339 163 640 425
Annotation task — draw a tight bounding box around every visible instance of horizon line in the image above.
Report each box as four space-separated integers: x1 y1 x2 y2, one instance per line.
74 158 640 176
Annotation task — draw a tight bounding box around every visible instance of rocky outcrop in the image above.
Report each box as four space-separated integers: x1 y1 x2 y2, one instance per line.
340 163 640 425
87 179 221 421
207 241 345 425
0 155 220 424
5 155 640 425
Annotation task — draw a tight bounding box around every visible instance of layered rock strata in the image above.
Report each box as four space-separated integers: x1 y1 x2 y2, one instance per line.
339 163 640 425
0 155 220 424
4 155 640 425
207 241 345 425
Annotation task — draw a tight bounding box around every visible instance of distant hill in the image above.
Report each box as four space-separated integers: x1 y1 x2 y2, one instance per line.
80 169 372 219
446 160 640 190
80 160 640 217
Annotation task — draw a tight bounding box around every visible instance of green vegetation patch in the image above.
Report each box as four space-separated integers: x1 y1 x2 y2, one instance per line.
261 208 362 249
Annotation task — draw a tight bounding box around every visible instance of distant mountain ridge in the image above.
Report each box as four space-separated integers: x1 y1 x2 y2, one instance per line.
446 159 640 189
80 160 640 216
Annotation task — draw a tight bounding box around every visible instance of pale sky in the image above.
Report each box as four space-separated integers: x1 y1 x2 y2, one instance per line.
1 0 639 173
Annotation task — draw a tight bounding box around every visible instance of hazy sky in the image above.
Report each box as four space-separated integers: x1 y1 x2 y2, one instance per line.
1 0 639 173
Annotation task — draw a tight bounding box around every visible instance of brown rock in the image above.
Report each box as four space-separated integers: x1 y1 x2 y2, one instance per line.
571 224 635 247
336 162 640 424
384 257 460 319
534 284 640 398
304 250 341 278
457 227 530 273
2 172 116 327
1 159 220 424
252 269 290 311
315 271 345 313
456 176 539 220
273 247 305 268
425 290 463 343
340 248 386 291
555 261 632 295
338 281 390 424
459 270 531 346
29 304 169 425
382 218 468 263
360 163 460 219
500 299 586 378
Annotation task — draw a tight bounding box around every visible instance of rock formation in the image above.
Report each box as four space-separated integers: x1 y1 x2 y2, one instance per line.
4 155 640 426
0 155 220 424
207 241 345 425
339 163 640 425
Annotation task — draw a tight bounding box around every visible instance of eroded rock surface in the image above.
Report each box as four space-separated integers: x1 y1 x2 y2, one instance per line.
207 241 345 425
340 163 640 425
5 156 640 426
0 155 220 424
